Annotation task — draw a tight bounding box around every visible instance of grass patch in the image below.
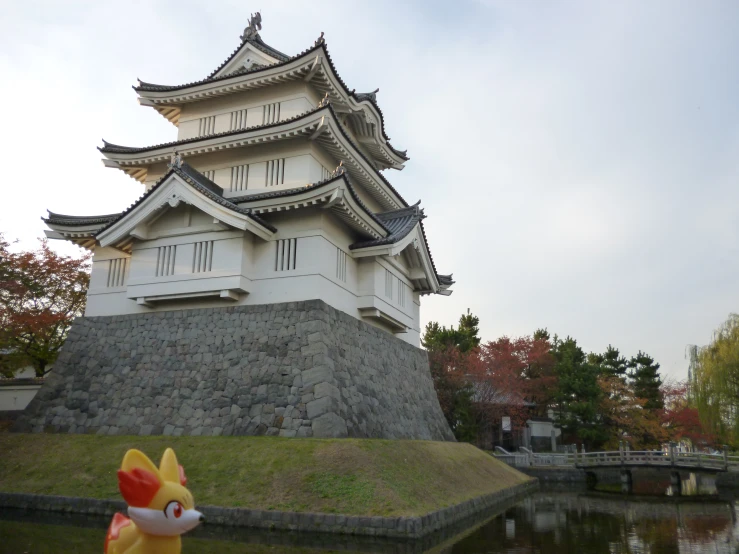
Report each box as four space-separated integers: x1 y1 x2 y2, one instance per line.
0 434 532 517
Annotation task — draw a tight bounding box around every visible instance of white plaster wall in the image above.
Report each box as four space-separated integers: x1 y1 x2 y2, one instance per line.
177 83 317 141
0 385 41 411
84 208 422 345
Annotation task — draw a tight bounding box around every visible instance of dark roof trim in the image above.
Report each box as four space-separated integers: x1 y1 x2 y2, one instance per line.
136 42 323 93
349 202 423 250
437 273 454 286
349 202 453 288
231 173 390 234
99 104 324 154
43 212 121 226
96 162 276 237
134 41 406 158
100 105 409 209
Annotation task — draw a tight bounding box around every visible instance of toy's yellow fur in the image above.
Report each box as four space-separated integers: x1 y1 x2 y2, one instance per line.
105 448 201 554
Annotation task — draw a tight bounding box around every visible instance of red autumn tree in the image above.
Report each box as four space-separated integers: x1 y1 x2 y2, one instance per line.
660 380 715 448
0 234 90 377
468 335 556 435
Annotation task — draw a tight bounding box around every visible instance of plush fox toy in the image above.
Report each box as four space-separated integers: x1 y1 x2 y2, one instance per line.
105 448 203 554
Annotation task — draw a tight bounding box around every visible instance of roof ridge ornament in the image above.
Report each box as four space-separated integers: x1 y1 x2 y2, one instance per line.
331 161 346 177
315 32 325 46
169 151 183 169
318 92 331 108
355 88 379 103
240 11 262 42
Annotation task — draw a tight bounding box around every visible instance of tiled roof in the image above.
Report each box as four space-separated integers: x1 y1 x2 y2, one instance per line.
231 173 390 233
349 203 454 288
96 162 276 236
43 212 121 226
100 105 410 209
99 105 324 154
437 273 454 286
135 42 323 93
134 40 407 159
349 202 424 249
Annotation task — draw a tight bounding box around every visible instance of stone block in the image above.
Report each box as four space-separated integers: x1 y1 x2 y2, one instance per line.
306 396 338 419
13 301 454 442
311 413 348 438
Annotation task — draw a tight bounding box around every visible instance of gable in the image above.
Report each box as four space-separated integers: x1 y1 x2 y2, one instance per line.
214 42 281 77
97 172 275 250
146 203 217 235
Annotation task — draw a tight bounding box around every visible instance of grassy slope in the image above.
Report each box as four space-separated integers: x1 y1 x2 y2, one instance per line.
0 434 531 517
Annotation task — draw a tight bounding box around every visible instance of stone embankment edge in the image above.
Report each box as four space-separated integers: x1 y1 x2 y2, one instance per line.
0 479 538 539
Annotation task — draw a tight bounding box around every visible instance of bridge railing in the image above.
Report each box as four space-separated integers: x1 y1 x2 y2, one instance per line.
576 449 733 470
492 447 576 467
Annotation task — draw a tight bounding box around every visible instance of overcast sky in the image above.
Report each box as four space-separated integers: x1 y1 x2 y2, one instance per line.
2 0 737 380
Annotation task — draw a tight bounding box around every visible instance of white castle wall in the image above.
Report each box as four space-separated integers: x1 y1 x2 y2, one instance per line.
85 208 422 345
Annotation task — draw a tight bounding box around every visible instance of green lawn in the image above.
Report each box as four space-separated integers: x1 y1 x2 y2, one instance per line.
0 434 531 517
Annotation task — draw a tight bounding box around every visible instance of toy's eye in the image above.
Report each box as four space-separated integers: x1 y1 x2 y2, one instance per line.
165 501 183 519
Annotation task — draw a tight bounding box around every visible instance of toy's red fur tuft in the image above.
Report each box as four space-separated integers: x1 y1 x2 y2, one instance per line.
117 468 161 508
178 464 187 486
105 512 131 553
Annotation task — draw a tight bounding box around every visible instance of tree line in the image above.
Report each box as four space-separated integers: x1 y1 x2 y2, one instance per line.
423 311 709 450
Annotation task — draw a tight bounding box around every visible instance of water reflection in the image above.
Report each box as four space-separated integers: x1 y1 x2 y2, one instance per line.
451 491 739 553
1 490 738 553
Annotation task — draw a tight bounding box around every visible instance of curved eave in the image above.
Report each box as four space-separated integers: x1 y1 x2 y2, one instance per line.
134 43 407 169
43 220 111 251
100 106 407 211
351 222 444 295
234 174 388 240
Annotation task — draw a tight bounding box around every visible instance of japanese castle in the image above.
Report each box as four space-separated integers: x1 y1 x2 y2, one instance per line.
44 14 453 346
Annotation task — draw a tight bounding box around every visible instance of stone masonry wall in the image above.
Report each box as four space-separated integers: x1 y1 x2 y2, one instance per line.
15 300 455 441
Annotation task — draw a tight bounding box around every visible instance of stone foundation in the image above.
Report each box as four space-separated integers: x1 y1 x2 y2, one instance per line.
14 300 454 440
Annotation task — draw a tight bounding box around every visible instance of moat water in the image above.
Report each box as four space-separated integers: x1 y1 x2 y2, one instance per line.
2 489 738 553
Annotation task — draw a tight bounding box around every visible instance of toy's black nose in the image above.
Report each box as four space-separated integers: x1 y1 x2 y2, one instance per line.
199 515 205 522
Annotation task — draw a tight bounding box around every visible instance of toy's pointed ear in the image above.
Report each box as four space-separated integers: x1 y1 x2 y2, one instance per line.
159 448 182 484
121 449 161 478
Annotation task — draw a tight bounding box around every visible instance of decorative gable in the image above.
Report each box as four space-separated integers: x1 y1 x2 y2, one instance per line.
217 42 281 75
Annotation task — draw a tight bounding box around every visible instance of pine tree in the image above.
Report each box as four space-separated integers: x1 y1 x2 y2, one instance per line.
422 309 480 353
630 351 664 411
552 336 607 448
588 345 628 378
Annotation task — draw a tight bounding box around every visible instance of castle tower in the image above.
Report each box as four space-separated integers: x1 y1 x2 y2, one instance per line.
23 15 455 440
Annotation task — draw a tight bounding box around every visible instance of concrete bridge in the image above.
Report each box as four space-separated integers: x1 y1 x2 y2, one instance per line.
494 445 739 495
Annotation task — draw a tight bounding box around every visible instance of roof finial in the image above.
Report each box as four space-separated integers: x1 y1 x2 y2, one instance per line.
240 11 262 42
318 92 331 108
315 32 325 46
169 150 183 168
331 161 346 177
355 88 380 103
